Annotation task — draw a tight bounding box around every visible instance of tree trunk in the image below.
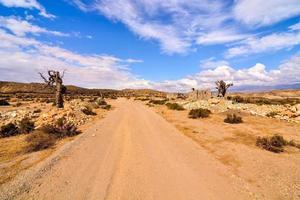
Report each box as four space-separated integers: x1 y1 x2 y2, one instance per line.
56 81 64 108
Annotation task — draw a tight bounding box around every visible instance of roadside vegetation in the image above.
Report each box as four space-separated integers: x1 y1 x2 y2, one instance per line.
0 118 35 138
188 108 211 119
166 103 185 110
224 114 243 124
256 134 300 153
149 99 168 105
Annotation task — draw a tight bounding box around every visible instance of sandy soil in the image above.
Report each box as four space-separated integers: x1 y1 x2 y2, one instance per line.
1 98 299 199
152 104 300 200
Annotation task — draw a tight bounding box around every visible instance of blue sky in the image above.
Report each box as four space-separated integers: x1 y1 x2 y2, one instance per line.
0 0 300 91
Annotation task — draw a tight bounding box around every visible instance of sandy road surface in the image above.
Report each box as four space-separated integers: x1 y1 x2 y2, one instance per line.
10 99 254 200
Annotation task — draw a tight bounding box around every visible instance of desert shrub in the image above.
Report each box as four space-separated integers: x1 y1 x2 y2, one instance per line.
0 123 19 138
135 97 150 101
149 99 167 105
101 104 111 110
188 108 211 119
18 118 35 134
166 103 185 111
33 109 42 113
266 111 278 118
224 114 243 124
0 99 10 106
41 117 81 138
25 130 56 152
228 95 245 103
95 98 107 106
81 106 96 115
255 99 272 105
256 134 300 153
256 135 287 153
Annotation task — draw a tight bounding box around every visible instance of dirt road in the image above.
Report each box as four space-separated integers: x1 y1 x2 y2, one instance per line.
10 99 254 200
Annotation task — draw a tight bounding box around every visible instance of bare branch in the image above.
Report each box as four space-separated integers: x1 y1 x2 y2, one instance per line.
61 69 66 79
39 72 49 85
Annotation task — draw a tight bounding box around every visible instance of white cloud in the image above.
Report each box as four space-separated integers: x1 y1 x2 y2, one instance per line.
71 0 300 56
289 22 300 31
196 29 248 45
75 0 229 54
0 28 147 89
152 56 300 92
1 25 300 92
199 57 229 69
226 31 300 58
0 0 55 19
234 0 300 27
0 16 68 37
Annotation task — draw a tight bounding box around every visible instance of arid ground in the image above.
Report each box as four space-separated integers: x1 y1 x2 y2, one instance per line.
0 97 299 200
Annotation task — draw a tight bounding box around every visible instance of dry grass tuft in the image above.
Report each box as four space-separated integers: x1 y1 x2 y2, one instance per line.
25 130 56 152
224 114 243 124
256 134 300 153
166 103 185 110
41 117 81 138
188 108 211 119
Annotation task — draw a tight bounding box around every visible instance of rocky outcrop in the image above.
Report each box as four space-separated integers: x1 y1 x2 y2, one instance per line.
0 99 101 128
181 98 300 123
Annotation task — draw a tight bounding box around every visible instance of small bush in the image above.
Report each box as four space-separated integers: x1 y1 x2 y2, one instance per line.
0 99 10 106
188 108 211 119
266 111 278 118
101 104 111 110
81 106 96 115
25 130 56 152
135 97 150 101
95 98 107 106
224 114 243 124
228 95 245 103
18 118 35 134
0 123 19 138
256 135 287 153
256 134 300 153
33 109 42 113
149 99 167 105
41 117 81 138
166 103 185 110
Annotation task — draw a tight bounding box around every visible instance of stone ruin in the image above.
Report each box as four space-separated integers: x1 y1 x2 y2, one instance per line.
187 89 212 100
167 89 212 101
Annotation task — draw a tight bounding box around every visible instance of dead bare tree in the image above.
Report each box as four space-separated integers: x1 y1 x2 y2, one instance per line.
39 70 66 108
215 80 233 97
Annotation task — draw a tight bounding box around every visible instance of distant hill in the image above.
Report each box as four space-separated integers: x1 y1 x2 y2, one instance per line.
0 81 165 97
231 83 300 92
0 81 120 95
231 89 300 99
122 88 166 97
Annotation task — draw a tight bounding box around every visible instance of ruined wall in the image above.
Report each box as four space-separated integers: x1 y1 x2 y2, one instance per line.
166 93 187 100
187 89 212 100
